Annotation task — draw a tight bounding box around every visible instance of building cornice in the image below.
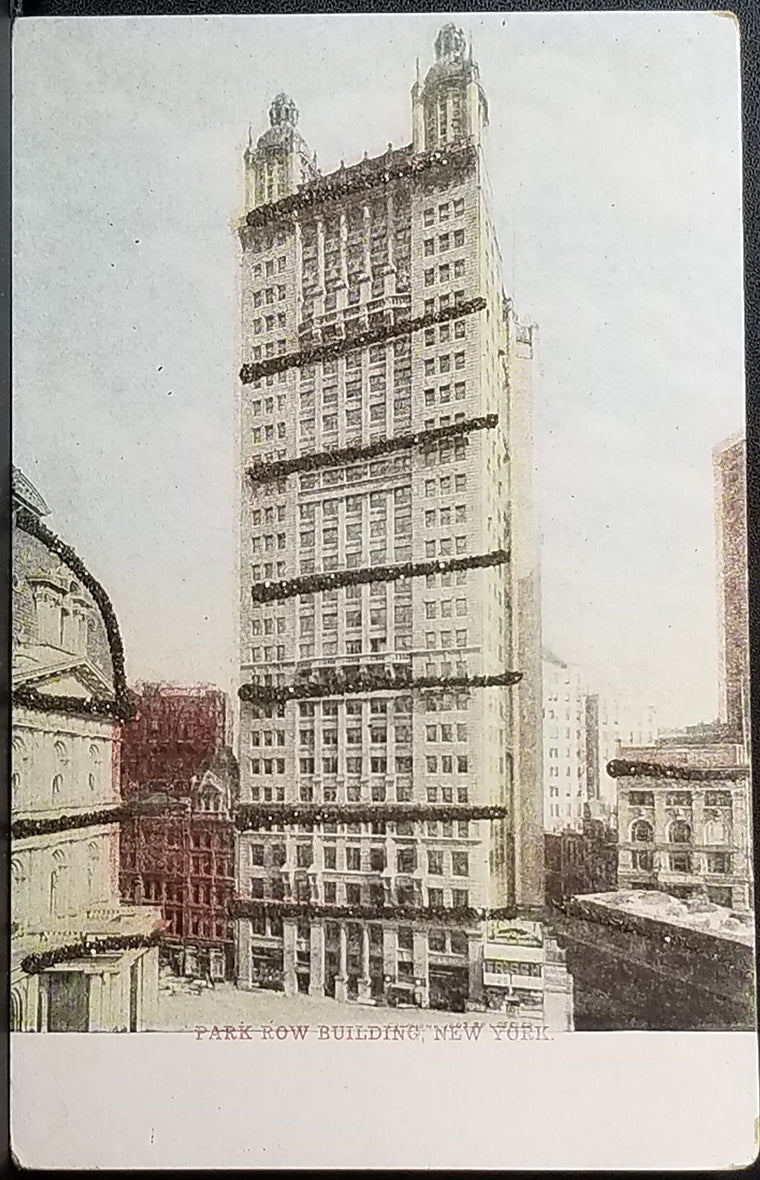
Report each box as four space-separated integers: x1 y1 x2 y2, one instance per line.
607 758 748 782
241 140 476 234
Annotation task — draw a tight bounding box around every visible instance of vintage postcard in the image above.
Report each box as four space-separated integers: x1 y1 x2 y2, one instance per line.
10 9 758 1170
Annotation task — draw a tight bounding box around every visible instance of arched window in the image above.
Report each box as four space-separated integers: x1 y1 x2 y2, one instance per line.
704 818 728 845
11 855 27 926
52 773 63 797
631 820 653 843
88 744 101 792
10 988 23 1032
87 841 100 903
49 848 69 917
669 820 692 844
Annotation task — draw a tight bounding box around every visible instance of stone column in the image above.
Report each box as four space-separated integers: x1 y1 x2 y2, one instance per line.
467 932 484 1007
412 929 429 1008
308 921 325 997
653 788 667 875
140 947 159 1031
338 210 349 298
334 922 348 1003
382 925 397 982
237 917 253 989
37 975 49 1032
88 971 105 1032
385 192 395 276
315 216 326 319
357 925 372 1001
283 918 298 997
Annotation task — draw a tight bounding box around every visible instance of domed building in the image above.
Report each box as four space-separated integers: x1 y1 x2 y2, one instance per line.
11 468 163 1032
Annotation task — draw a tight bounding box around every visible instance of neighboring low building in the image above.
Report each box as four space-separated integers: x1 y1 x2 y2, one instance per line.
482 918 574 1030
553 890 755 1030
611 735 752 910
544 816 618 907
11 468 162 1032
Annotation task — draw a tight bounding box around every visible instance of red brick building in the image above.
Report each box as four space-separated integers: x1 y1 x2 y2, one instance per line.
121 683 229 799
118 685 238 979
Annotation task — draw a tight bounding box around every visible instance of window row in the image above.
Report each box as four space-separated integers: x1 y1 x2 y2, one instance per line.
424 506 467 529
250 563 287 581
424 260 466 287
423 352 466 377
423 198 466 225
251 256 287 279
249 339 288 362
246 781 470 803
424 537 469 559
423 382 467 406
423 230 465 255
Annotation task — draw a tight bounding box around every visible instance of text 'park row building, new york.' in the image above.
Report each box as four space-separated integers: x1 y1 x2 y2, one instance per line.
233 25 571 1023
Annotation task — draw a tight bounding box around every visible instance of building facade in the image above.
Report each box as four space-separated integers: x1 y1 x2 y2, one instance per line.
544 817 618 907
611 739 752 910
714 433 749 744
556 890 755 1031
119 685 238 979
233 25 557 1016
120 682 229 801
583 694 657 823
11 469 162 1032
542 649 586 831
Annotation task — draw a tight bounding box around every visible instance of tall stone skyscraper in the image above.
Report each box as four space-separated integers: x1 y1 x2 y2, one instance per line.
233 25 553 1016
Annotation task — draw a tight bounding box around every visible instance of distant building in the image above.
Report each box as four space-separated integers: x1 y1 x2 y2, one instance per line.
11 468 162 1032
714 434 748 744
544 817 618 907
555 889 755 1030
584 695 657 822
611 733 752 910
120 682 230 800
542 649 585 831
119 685 239 980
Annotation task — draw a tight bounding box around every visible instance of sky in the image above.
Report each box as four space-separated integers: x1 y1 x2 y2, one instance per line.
13 11 745 729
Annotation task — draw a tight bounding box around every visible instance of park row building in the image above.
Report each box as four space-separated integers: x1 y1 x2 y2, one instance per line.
234 25 568 1019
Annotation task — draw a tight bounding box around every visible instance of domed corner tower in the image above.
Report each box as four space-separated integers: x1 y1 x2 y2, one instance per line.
244 92 320 212
411 22 489 153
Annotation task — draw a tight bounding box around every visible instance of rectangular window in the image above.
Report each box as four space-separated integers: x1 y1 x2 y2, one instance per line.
452 851 469 877
427 850 444 875
397 847 417 873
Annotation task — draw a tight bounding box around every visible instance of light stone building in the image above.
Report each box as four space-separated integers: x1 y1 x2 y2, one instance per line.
542 649 586 832
611 740 752 911
11 469 162 1032
233 25 566 1020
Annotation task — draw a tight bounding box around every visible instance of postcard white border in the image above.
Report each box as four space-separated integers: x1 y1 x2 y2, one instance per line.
10 1031 760 1170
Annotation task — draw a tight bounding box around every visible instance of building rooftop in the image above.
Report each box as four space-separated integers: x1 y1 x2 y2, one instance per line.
573 890 755 947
